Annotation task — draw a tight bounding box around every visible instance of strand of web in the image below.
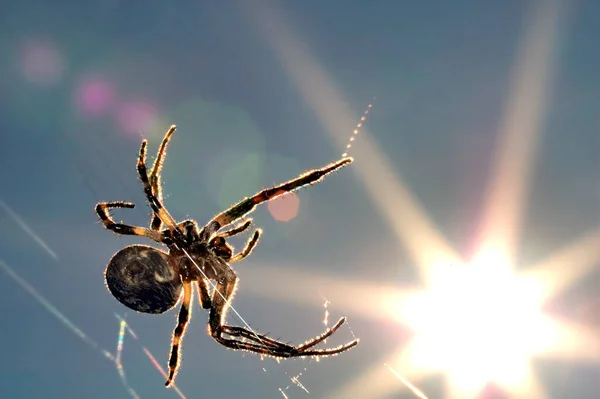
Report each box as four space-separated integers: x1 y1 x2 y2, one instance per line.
384 364 429 399
114 314 189 399
341 100 374 158
337 105 428 399
0 259 178 399
277 300 331 396
116 315 187 398
273 101 373 395
279 297 358 396
0 202 186 399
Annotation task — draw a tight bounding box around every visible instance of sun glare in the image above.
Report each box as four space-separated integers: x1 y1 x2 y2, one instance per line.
396 248 556 394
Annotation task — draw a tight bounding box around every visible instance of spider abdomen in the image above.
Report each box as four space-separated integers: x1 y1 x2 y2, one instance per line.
104 244 182 314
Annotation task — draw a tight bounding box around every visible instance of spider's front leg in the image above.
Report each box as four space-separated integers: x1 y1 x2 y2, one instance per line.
137 139 187 246
148 125 176 231
230 229 261 263
204 157 353 236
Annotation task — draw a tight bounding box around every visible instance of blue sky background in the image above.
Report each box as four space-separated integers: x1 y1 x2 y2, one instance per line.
0 1 598 398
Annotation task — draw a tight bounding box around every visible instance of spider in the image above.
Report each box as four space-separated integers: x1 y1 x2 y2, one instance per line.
96 125 359 387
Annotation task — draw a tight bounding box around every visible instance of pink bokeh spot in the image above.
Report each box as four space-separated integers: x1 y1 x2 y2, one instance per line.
267 192 300 222
19 39 65 86
477 384 508 399
74 77 115 117
115 101 158 135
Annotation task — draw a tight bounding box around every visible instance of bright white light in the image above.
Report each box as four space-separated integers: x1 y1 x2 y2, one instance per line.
397 248 552 393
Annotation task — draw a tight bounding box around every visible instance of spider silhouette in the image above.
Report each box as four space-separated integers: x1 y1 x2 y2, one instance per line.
96 125 359 386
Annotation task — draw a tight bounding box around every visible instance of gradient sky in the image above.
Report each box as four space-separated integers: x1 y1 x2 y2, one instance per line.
0 1 599 399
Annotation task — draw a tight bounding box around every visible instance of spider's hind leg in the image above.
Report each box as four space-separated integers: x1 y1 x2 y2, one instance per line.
207 263 358 358
222 317 359 358
207 272 285 354
166 281 193 387
206 266 273 353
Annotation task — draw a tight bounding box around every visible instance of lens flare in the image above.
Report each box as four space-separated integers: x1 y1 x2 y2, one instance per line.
74 76 115 117
116 100 159 136
267 191 300 222
19 38 65 87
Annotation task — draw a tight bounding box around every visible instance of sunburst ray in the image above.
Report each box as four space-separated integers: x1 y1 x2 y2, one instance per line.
478 0 564 263
523 227 600 301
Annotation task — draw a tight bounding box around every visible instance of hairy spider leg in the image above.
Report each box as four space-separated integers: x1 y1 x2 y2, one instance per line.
137 139 358 374
149 125 176 231
206 268 292 354
211 219 261 263
218 219 253 238
206 157 353 236
137 136 285 357
222 317 359 357
195 279 212 309
95 201 170 244
230 229 262 263
176 220 201 243
137 140 188 247
166 281 193 387
206 262 358 359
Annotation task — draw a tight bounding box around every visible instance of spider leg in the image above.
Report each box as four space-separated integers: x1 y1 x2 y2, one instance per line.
204 157 353 236
207 264 238 341
195 279 212 309
95 201 169 244
230 229 261 263
137 139 187 246
207 264 358 358
166 281 193 387
177 220 200 242
222 317 359 357
218 219 253 238
207 271 290 354
206 265 276 353
149 125 176 231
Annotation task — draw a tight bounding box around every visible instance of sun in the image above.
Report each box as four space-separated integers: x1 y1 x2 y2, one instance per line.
394 246 558 396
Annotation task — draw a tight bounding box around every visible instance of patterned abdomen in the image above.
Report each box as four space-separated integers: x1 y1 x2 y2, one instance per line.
104 245 182 314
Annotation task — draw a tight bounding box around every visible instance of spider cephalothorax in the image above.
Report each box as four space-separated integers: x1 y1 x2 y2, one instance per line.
96 125 358 386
